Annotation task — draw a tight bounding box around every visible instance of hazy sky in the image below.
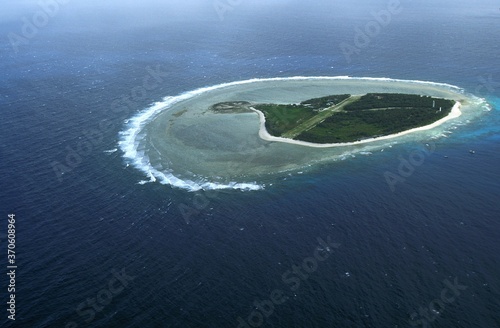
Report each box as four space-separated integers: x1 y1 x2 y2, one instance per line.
2 0 499 24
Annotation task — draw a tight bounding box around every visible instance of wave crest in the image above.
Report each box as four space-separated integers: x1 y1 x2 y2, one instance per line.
118 76 465 191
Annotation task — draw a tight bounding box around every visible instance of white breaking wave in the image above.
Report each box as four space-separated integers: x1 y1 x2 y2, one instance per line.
118 76 466 192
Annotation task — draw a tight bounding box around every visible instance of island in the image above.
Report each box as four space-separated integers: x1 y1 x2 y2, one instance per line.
211 93 461 146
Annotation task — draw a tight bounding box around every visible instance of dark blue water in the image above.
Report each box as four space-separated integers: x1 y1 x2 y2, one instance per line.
1 1 499 327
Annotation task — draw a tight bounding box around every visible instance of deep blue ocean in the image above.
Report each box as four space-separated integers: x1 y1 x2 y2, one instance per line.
1 1 499 327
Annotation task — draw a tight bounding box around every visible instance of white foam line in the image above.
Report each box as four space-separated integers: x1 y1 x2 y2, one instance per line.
119 76 465 191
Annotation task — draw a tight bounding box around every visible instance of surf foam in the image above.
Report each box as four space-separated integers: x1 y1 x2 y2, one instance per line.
119 76 467 191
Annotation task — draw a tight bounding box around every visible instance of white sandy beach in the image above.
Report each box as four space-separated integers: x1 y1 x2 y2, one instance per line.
251 101 462 148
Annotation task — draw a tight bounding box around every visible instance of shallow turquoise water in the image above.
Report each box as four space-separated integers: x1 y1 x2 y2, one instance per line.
120 77 488 191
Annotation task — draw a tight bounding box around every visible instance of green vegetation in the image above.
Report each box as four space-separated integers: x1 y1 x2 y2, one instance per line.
297 106 451 143
254 93 455 144
254 104 316 136
300 94 351 110
254 94 351 137
343 93 455 111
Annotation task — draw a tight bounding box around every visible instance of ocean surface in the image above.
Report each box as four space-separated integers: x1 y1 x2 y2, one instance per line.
1 1 499 327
